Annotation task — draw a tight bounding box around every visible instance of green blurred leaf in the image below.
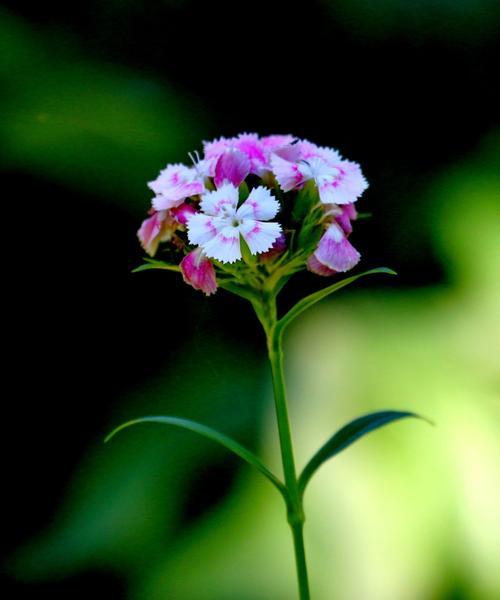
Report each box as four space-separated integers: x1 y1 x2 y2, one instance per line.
277 267 397 334
106 416 287 498
0 10 207 214
132 258 181 273
299 410 430 494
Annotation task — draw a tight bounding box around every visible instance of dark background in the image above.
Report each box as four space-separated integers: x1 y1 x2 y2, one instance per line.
1 1 498 598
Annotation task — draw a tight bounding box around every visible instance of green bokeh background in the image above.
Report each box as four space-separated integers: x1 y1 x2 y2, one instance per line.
2 2 499 598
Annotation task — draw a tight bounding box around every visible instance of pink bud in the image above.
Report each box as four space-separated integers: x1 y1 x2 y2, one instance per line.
180 248 218 295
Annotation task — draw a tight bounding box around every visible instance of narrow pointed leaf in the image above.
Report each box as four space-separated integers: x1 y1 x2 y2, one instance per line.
105 415 287 497
277 267 396 335
299 410 430 494
132 258 180 273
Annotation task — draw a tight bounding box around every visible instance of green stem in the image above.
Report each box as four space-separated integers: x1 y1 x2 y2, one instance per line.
257 293 311 600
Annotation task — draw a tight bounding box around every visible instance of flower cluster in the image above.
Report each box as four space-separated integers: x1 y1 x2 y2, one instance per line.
138 133 368 295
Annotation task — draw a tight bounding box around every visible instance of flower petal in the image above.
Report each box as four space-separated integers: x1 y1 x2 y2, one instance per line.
314 223 361 272
200 183 239 216
170 202 197 225
237 186 280 221
270 154 305 192
306 254 337 276
259 233 287 261
149 164 205 207
203 136 234 159
147 163 188 194
234 133 268 174
201 225 242 263
180 249 218 296
137 210 177 256
214 149 251 187
319 161 368 205
239 220 282 255
261 134 295 151
186 213 220 246
335 203 358 235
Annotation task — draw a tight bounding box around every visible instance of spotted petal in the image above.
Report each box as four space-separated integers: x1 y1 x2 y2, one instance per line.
316 160 368 205
186 213 220 246
202 225 242 263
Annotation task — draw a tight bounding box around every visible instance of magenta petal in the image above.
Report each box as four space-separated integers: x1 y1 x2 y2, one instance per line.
137 210 176 257
259 233 287 261
180 249 218 295
214 149 251 188
171 202 196 225
314 223 361 272
335 203 358 235
306 254 337 277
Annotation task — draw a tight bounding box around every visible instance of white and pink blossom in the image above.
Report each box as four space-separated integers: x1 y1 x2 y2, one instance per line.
187 183 282 263
271 140 368 205
150 164 206 210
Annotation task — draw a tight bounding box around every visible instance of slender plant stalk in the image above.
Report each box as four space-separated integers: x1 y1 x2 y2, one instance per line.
257 292 311 600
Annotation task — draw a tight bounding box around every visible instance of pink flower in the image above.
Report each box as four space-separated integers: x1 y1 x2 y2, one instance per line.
271 140 368 205
150 164 205 210
310 222 361 273
187 183 282 263
180 248 217 295
137 210 178 257
214 148 251 187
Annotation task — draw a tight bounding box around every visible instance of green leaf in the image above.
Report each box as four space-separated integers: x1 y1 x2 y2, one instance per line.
292 180 319 221
105 416 287 498
132 258 181 273
240 234 257 267
298 410 431 494
276 267 396 335
238 181 250 204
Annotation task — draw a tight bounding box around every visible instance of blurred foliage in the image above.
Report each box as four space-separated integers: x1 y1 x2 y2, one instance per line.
0 9 207 214
9 138 500 598
8 334 269 584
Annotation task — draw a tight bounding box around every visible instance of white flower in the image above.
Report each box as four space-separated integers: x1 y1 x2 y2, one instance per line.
187 183 282 263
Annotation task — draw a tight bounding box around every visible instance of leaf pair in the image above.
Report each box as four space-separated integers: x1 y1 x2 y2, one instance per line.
105 411 428 504
108 266 429 502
